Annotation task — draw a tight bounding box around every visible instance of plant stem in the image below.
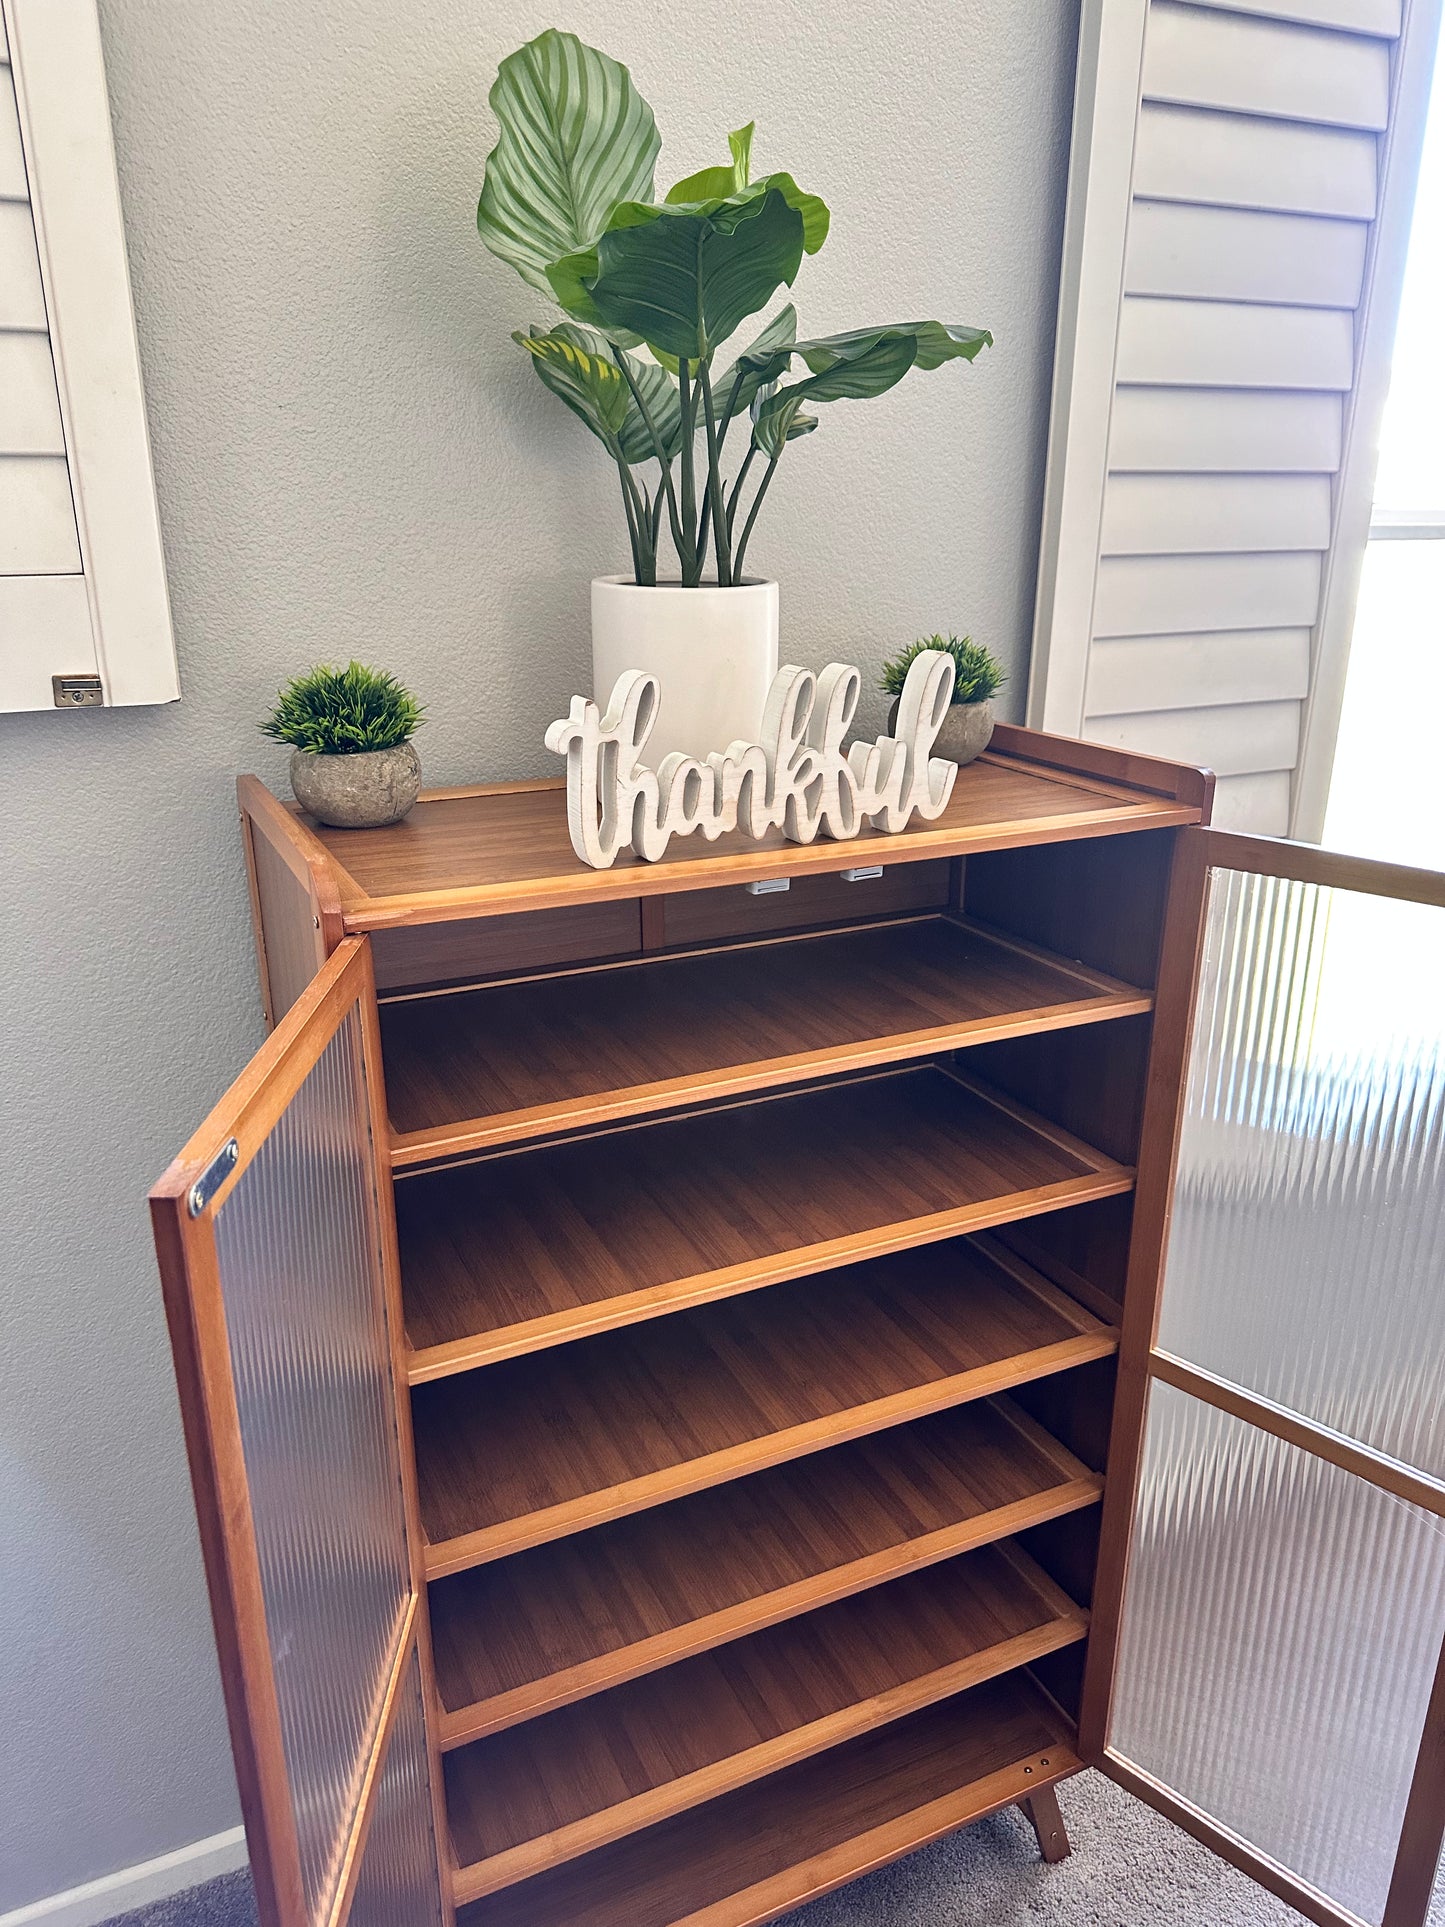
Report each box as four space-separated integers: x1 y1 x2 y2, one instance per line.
714 364 748 464
678 358 699 584
614 454 644 583
698 362 732 587
731 445 783 582
726 444 759 543
612 348 686 571
637 478 658 586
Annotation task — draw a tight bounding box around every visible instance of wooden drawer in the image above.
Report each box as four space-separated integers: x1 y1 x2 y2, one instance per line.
659 858 952 946
371 899 641 992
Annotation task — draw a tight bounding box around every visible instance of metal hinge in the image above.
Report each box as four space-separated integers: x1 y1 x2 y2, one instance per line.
52 674 104 708
188 1139 239 1217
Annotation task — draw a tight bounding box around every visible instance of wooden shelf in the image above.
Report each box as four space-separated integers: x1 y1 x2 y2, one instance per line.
456 1673 1079 1927
289 724 1210 930
412 1237 1117 1578
428 1396 1103 1748
398 1066 1132 1381
445 1542 1086 1902
380 915 1150 1160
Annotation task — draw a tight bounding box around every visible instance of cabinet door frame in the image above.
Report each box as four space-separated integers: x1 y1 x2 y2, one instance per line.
150 937 453 1927
1082 825 1445 1927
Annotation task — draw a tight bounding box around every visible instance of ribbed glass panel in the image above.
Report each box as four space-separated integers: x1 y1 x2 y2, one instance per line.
1111 1383 1445 1924
349 1644 444 1927
212 1011 412 1927
1158 868 1445 1481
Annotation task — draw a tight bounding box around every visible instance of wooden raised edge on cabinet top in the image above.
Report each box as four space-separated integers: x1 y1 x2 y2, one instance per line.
242 726 1211 932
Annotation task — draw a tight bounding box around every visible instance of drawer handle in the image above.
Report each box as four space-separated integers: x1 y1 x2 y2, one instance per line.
744 877 792 896
841 866 884 882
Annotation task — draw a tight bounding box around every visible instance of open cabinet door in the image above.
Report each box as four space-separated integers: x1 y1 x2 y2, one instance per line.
150 938 452 1927
1083 829 1445 1927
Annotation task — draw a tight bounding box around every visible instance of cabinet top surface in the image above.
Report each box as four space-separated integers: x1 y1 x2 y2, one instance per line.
257 725 1210 929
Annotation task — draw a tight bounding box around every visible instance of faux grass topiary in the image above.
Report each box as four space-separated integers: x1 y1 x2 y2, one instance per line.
261 661 423 756
880 634 1004 707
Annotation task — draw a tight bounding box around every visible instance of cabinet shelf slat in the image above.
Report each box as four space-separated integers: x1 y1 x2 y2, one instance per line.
429 1396 1102 1748
456 1674 1078 1927
381 915 1150 1161
399 1065 1132 1381
446 1543 1086 1902
413 1237 1117 1578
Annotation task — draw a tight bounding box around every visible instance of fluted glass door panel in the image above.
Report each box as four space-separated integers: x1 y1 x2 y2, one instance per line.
1111 1383 1445 1926
1157 868 1445 1482
348 1643 445 1927
213 1006 414 1925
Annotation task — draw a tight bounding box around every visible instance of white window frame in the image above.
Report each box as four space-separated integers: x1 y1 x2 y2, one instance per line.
2 0 178 709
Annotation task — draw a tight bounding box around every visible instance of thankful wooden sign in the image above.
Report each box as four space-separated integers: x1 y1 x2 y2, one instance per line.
545 648 959 870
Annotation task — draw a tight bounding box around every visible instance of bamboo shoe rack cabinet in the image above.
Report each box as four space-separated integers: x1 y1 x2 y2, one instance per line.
150 723 1445 1927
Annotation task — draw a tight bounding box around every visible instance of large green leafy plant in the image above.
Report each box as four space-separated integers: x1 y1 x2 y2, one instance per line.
477 30 992 587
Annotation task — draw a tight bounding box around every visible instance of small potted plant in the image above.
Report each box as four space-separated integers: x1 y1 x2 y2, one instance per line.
881 634 1003 767
473 29 992 763
262 662 424 828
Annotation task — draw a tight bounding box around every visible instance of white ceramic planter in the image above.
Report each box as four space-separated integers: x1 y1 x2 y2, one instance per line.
591 576 780 765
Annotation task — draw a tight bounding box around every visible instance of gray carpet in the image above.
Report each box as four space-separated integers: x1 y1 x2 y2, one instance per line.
100 1771 1367 1926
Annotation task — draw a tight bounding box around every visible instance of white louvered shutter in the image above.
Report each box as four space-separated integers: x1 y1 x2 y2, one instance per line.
0 0 178 711
1029 0 1440 834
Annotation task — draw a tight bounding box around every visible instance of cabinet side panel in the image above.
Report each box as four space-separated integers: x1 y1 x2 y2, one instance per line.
250 829 328 1027
963 830 1177 989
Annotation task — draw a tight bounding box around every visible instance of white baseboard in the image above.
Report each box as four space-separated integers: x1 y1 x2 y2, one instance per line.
0 1828 248 1927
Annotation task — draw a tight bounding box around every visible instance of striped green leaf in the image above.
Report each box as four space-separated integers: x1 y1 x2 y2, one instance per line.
479 31 661 296
716 304 798 419
514 325 681 464
664 122 829 256
750 390 817 458
752 319 992 440
585 188 806 362
513 323 631 455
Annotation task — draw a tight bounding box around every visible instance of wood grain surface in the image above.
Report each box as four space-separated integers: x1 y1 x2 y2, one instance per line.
445 1544 1086 1898
300 746 1203 928
397 1066 1132 1380
456 1676 1077 1927
381 916 1150 1158
428 1397 1102 1747
412 1237 1117 1576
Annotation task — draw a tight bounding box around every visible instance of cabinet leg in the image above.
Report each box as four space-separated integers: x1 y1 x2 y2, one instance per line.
1019 1784 1071 1863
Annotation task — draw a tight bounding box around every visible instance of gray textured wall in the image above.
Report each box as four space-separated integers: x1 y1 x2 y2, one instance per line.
0 0 1077 1907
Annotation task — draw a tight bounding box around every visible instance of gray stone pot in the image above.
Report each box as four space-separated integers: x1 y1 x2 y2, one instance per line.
887 696 995 767
289 741 422 828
